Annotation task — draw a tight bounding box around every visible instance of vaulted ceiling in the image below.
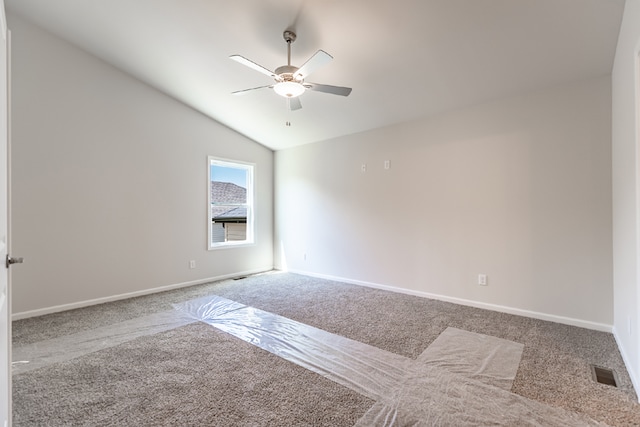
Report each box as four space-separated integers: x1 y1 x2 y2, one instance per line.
6 0 626 151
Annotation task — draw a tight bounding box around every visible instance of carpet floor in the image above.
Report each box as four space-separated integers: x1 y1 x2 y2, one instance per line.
12 271 640 426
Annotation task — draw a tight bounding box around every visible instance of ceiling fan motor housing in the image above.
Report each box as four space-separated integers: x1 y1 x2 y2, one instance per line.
275 65 302 82
273 64 305 98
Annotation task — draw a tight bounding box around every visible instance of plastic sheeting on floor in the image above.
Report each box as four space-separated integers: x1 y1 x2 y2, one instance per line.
174 294 408 400
12 310 195 374
415 327 524 390
175 295 605 426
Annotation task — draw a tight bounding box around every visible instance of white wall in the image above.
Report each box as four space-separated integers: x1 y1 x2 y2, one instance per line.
9 14 274 315
276 77 613 329
612 0 640 397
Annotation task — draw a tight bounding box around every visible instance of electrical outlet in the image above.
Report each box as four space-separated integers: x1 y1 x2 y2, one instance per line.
361 163 367 172
189 260 196 269
384 160 390 170
478 274 487 286
303 253 307 261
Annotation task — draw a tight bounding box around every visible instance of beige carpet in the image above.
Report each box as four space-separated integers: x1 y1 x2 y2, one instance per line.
12 272 640 426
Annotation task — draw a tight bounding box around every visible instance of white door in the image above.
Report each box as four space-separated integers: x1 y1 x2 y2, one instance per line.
0 1 9 425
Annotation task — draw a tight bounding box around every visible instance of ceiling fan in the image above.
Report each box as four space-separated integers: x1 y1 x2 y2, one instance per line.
230 30 352 111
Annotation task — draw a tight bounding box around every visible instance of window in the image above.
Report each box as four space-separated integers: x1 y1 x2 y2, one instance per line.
208 157 254 249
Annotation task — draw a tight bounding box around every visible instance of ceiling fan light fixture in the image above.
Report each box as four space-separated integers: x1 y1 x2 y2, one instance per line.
273 81 305 98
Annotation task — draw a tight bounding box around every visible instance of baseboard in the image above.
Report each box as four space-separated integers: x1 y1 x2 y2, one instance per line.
12 267 273 320
287 269 613 333
612 327 640 402
15 266 615 332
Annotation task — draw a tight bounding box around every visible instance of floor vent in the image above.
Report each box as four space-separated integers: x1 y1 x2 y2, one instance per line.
233 276 247 281
591 365 618 387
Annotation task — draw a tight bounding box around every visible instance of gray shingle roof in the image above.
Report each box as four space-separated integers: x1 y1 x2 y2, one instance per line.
212 206 247 220
211 181 246 204
211 182 247 221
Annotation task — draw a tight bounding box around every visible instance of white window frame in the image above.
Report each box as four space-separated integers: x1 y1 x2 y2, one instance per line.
208 156 255 250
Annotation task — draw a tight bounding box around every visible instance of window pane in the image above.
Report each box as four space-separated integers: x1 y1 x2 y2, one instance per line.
208 157 254 249
210 165 247 203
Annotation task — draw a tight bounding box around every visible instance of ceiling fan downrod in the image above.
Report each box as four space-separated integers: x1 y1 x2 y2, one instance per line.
283 30 296 66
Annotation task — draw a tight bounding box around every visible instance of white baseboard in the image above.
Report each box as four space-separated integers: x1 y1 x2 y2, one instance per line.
612 327 640 402
286 269 613 333
12 267 273 320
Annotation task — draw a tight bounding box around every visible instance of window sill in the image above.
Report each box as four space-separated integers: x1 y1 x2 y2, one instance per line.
208 241 256 251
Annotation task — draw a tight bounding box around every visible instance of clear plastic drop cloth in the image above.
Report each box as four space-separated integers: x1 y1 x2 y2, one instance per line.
416 327 524 390
176 295 607 427
174 295 409 400
12 310 195 374
355 363 605 427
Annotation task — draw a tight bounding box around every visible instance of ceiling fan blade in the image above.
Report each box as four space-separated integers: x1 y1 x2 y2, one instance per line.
287 97 302 111
305 82 352 97
232 85 273 95
293 50 333 80
230 55 277 79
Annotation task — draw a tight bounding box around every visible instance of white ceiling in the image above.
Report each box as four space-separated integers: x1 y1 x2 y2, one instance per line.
6 0 625 151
